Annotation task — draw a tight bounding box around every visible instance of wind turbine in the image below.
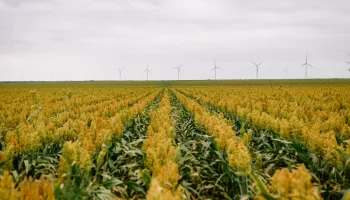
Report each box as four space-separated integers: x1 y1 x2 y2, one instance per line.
118 68 123 81
174 64 182 80
348 53 350 72
283 67 290 79
300 53 314 79
251 61 264 79
144 64 151 81
212 61 222 80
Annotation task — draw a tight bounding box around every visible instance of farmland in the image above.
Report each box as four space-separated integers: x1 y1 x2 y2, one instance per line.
0 80 350 200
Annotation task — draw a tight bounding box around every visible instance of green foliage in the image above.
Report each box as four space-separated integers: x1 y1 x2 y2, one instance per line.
54 163 117 200
169 90 249 200
89 90 164 199
10 143 62 185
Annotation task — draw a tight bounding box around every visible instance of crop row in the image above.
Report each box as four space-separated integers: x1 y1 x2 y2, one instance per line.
143 91 184 199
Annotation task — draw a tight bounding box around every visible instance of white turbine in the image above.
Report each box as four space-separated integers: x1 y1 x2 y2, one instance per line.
300 53 314 79
348 53 350 72
251 61 264 79
118 68 124 81
174 64 182 80
144 64 152 81
212 61 222 80
283 67 290 79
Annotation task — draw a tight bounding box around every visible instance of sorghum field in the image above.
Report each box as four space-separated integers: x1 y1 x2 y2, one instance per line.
0 80 349 200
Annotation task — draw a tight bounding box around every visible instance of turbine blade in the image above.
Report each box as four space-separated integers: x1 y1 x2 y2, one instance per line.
258 61 264 66
307 64 315 68
251 61 258 66
179 64 182 68
300 63 306 68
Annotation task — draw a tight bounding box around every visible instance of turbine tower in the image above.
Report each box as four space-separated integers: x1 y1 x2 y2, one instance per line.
212 61 221 80
118 68 123 81
144 64 151 81
251 61 264 79
300 53 314 79
174 64 182 80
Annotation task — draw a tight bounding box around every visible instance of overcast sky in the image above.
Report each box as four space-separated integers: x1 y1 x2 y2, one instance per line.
1 0 350 81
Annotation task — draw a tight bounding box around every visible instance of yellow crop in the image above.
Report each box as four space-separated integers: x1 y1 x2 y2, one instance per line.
57 90 160 175
1 88 158 170
255 164 322 200
173 90 251 171
143 92 184 199
179 86 350 167
0 82 348 199
0 171 55 200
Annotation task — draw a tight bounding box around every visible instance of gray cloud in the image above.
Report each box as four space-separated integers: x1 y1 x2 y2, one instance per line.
0 0 349 81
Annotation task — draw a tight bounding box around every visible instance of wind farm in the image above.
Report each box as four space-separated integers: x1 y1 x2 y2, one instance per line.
1 50 350 200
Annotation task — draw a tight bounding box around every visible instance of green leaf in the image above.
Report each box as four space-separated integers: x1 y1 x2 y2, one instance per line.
265 163 275 174
203 184 215 189
128 138 144 146
11 171 19 182
108 159 115 169
54 186 62 197
250 173 276 200
121 139 127 145
102 179 123 188
122 163 139 169
24 160 30 174
142 171 151 188
127 182 146 195
271 138 292 144
71 162 77 175
96 189 115 200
